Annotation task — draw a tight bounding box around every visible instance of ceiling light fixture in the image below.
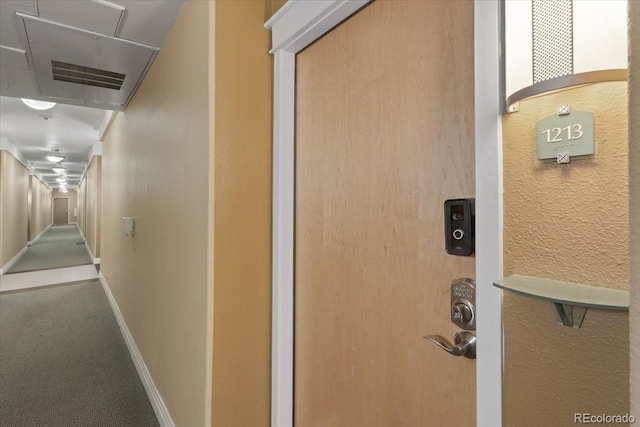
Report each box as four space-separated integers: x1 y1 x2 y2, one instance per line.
56 177 66 183
21 98 57 111
60 189 68 193
46 150 65 162
52 162 66 173
505 0 627 111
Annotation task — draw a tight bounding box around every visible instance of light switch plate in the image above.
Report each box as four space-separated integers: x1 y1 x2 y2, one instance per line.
123 217 135 236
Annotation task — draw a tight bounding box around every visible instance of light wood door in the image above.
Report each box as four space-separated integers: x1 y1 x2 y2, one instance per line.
294 1 476 425
53 198 68 225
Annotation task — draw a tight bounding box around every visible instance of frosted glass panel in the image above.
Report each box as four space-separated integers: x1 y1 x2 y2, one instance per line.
505 0 627 106
574 0 627 73
505 0 533 98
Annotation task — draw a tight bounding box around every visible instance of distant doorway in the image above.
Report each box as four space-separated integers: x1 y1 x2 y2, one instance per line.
53 198 69 225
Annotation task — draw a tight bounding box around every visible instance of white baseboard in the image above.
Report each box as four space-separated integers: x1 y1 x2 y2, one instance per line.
85 243 96 263
28 224 52 245
0 245 29 275
78 227 99 264
98 272 175 427
86 249 99 265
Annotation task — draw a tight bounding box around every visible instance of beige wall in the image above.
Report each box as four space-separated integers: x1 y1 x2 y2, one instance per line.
629 0 639 419
0 150 29 267
86 157 101 258
269 0 287 17
502 83 630 426
211 1 272 426
31 176 52 240
101 2 211 426
78 175 86 236
77 157 101 259
52 189 77 225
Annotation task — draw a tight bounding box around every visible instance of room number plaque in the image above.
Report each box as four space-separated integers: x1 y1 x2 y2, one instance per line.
536 111 594 160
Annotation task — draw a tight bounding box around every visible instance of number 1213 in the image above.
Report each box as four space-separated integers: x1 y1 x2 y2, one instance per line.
542 124 584 143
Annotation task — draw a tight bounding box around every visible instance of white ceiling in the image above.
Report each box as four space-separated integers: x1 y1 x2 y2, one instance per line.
0 0 184 190
0 96 104 188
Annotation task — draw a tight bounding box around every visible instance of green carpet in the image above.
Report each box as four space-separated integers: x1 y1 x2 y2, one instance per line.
0 280 159 426
29 225 85 246
6 225 92 274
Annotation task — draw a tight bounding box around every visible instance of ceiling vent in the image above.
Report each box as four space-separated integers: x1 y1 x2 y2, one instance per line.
51 61 125 91
16 12 158 110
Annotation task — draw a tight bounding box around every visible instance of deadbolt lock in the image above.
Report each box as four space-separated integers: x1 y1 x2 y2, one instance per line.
451 278 476 330
452 301 473 323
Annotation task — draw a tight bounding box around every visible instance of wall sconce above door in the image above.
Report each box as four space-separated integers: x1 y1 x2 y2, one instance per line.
505 0 628 112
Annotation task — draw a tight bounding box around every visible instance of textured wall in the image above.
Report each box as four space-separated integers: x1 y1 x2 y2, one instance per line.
100 1 211 426
0 150 28 267
31 177 52 240
269 0 287 17
502 82 630 426
77 157 101 259
77 176 86 237
85 157 101 258
629 0 639 419
212 1 272 426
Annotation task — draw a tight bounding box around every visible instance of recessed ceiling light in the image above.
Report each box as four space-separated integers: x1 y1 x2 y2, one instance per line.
52 162 66 173
46 150 65 162
21 98 57 111
56 177 66 183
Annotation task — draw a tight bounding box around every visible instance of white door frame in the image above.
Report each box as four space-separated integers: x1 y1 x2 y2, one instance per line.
265 1 504 426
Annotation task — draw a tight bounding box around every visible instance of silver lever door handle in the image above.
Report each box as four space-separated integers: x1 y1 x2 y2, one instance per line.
423 331 476 359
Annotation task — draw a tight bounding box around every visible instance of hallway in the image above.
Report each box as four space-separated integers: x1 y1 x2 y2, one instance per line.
7 225 91 274
0 1 638 426
0 2 273 423
0 224 98 293
0 216 153 426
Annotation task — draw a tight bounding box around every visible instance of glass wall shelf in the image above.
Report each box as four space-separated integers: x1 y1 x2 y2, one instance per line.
494 274 629 328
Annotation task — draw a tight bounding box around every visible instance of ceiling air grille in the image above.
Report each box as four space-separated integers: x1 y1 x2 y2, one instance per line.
51 60 125 90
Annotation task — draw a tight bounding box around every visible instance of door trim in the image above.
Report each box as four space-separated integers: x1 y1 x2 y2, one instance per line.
265 2 504 425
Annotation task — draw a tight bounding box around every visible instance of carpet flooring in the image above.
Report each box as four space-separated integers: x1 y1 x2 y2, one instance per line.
0 280 159 426
6 225 93 274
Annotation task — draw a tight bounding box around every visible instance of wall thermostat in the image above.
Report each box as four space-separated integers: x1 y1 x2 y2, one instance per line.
444 199 475 256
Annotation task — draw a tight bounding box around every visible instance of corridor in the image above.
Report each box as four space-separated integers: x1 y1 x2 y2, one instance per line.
0 224 98 293
0 2 274 424
0 1 638 426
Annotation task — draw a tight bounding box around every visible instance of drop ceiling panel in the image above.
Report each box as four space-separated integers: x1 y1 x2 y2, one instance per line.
0 45 29 70
0 0 37 48
107 0 184 47
0 66 40 98
19 12 158 109
37 0 125 37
